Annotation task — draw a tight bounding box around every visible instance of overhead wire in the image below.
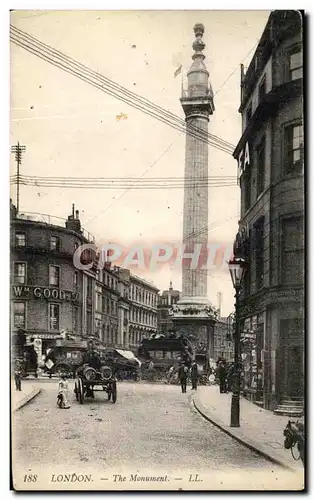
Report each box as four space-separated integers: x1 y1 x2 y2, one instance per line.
10 25 235 155
13 21 234 150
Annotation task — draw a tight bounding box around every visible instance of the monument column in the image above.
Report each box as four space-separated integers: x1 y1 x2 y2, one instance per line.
180 23 214 305
172 23 217 356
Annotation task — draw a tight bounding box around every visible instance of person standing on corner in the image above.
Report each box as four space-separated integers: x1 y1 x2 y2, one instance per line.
218 361 227 393
14 359 23 391
178 362 188 393
191 361 199 390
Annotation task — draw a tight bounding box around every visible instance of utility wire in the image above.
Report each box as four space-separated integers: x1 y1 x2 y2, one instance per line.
11 22 233 150
10 25 235 154
11 174 237 181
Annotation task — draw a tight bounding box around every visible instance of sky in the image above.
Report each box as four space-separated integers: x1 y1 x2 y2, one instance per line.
10 9 270 316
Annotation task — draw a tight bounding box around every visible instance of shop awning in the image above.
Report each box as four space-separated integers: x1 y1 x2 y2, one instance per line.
115 349 141 366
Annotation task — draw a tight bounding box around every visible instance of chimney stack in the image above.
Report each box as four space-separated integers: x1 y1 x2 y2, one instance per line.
66 204 82 233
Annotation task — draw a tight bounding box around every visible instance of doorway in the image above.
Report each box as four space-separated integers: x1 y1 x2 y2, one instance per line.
279 318 304 400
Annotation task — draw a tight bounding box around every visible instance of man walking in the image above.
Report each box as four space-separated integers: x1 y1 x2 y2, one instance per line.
178 362 188 393
218 361 227 393
191 361 199 390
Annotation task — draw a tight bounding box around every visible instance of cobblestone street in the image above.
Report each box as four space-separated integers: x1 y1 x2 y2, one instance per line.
13 380 280 473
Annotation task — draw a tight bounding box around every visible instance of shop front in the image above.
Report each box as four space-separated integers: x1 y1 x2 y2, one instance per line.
240 313 265 405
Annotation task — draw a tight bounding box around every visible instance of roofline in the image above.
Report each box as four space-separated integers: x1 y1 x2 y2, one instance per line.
11 216 92 244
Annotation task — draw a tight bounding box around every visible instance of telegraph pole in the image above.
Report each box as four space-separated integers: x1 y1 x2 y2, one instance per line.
11 141 26 214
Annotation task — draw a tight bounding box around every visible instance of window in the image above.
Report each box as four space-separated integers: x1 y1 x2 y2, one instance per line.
107 298 110 315
284 123 303 174
282 216 304 285
50 236 60 251
49 304 60 331
15 232 26 247
289 48 302 81
49 265 60 286
87 277 93 298
73 306 79 333
14 262 26 284
256 138 266 196
14 302 26 328
246 103 252 126
95 286 102 312
258 76 266 102
87 311 92 335
254 217 265 290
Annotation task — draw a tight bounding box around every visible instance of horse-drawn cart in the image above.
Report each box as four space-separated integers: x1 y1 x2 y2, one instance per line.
74 364 117 404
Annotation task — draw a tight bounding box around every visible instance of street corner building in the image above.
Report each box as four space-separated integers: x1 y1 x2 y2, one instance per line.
10 202 97 360
10 200 160 363
233 11 304 413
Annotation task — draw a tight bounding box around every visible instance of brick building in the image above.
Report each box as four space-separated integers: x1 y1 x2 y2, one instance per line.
157 282 180 334
233 11 304 410
10 202 96 360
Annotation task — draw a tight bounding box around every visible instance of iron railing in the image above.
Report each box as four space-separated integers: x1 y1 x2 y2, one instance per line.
16 212 95 243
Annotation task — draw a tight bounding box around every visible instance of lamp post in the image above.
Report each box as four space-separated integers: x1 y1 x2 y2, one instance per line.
228 257 247 428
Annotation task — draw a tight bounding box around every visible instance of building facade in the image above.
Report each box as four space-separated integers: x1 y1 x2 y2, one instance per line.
214 316 234 363
233 11 304 409
10 203 96 360
128 275 159 351
94 264 120 347
157 282 180 334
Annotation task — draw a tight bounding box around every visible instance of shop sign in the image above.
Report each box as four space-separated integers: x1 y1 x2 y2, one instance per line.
238 142 250 178
30 333 61 340
12 285 79 302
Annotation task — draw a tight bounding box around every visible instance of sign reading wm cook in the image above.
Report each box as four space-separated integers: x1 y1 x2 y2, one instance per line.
13 286 79 302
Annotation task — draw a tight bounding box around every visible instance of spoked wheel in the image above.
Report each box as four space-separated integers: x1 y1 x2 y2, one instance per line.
78 378 84 405
111 381 117 404
74 380 79 401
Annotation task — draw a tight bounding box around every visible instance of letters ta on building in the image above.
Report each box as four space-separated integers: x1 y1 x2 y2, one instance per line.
233 11 304 413
10 201 159 361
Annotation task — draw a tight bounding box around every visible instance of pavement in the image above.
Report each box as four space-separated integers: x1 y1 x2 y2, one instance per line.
11 379 41 412
192 385 304 472
11 381 304 490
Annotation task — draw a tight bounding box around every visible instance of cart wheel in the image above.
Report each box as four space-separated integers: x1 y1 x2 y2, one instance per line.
74 380 79 401
111 381 117 404
78 378 84 405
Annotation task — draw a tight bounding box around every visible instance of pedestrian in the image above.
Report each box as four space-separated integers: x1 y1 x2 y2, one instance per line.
178 363 188 393
191 361 199 390
218 361 227 393
14 359 23 391
57 374 71 409
167 365 174 384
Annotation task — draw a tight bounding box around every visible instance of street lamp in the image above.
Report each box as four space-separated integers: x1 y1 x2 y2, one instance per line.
228 257 247 428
